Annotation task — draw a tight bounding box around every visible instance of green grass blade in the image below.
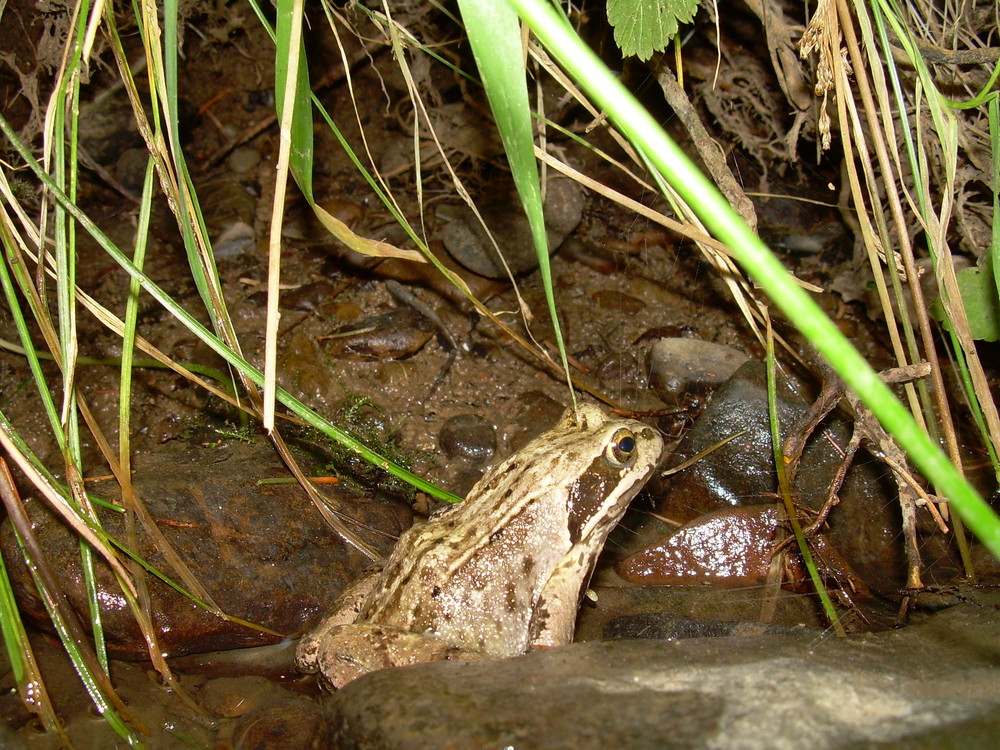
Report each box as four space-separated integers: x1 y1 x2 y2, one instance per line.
0 461 141 746
0 214 64 446
138 0 240 355
992 95 1000 361
458 0 576 408
766 328 844 634
266 0 311 429
0 541 71 742
44 0 114 675
275 0 314 203
158 0 211 312
118 158 156 466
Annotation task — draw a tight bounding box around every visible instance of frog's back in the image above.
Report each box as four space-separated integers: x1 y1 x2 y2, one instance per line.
360 483 570 655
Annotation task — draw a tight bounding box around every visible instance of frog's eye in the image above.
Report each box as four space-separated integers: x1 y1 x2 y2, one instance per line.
605 428 637 467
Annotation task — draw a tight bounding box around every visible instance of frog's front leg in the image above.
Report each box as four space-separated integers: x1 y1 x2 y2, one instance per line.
296 567 382 674
308 624 494 689
527 554 595 650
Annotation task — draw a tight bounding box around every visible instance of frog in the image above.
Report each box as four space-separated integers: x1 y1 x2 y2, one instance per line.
295 403 664 688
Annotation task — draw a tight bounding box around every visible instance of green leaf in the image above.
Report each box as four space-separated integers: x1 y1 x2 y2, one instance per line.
607 0 699 61
932 265 1000 342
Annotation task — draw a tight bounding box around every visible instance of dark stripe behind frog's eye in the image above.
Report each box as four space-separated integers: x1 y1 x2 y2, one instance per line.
605 428 636 467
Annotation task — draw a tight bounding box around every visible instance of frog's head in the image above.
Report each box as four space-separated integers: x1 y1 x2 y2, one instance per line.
557 404 663 545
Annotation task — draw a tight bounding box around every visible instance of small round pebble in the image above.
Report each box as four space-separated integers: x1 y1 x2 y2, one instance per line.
227 147 262 174
439 414 497 462
647 338 750 402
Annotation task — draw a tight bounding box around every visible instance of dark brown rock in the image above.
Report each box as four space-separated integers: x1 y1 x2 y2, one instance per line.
0 442 410 658
615 504 874 615
616 505 781 587
645 360 906 590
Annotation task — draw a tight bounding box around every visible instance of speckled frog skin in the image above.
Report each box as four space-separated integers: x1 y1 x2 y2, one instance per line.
295 404 663 688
